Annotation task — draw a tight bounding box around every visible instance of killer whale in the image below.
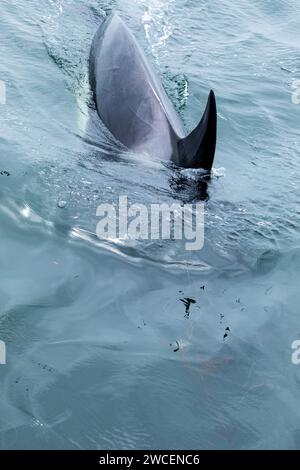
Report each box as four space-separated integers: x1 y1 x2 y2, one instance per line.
89 13 217 170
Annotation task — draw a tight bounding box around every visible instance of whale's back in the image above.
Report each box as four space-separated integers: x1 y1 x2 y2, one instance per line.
89 13 217 170
89 14 185 160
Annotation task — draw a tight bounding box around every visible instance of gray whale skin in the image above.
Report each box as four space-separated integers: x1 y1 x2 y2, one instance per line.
89 13 217 170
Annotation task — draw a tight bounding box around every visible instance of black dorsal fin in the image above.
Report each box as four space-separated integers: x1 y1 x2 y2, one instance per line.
177 90 217 170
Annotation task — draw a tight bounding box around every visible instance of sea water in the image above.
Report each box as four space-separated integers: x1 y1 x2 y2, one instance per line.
0 0 300 449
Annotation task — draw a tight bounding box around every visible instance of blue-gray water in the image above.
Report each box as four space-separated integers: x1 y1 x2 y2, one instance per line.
0 0 300 450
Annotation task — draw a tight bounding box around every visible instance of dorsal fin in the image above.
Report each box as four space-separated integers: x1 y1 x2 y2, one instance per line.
177 90 217 170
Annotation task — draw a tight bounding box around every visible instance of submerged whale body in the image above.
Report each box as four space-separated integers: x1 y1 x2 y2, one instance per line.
89 13 217 170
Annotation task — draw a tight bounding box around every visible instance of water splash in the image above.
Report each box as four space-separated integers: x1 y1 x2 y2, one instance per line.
141 0 176 63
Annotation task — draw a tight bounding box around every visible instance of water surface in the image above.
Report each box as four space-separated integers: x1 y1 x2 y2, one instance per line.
0 0 300 449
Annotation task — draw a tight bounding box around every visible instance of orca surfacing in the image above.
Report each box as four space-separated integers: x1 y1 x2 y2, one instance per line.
89 13 217 170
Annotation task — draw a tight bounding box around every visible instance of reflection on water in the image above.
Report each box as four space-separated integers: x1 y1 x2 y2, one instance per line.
0 0 300 450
